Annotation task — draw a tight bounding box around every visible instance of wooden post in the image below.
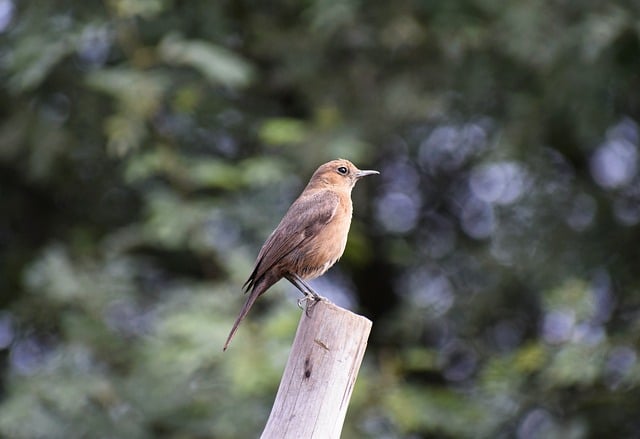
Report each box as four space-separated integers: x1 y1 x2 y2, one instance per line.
261 299 372 439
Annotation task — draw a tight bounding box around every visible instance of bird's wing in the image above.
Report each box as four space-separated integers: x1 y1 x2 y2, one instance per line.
244 190 340 291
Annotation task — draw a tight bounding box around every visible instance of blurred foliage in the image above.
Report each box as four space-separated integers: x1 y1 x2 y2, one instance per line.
2 0 640 438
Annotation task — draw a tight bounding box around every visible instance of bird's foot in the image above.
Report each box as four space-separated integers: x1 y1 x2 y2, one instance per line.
297 292 322 316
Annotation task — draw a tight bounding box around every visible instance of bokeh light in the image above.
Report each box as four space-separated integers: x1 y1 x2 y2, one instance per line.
0 0 13 33
590 119 639 189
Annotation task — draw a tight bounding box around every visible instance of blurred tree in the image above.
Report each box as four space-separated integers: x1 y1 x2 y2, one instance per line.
1 0 640 438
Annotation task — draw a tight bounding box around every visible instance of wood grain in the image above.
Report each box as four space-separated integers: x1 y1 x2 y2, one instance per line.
261 300 372 439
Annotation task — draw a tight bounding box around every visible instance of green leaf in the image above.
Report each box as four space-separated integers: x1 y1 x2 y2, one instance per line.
159 34 255 88
7 34 75 92
259 118 308 146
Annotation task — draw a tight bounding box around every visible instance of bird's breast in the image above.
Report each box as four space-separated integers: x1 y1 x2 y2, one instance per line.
296 195 352 280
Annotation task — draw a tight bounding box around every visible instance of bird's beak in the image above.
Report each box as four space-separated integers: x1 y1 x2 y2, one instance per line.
355 169 380 178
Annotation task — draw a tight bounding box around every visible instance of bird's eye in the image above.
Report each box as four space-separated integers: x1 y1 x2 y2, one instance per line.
337 166 348 175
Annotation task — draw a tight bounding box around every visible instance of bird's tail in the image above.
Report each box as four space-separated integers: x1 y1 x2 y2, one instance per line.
223 286 262 351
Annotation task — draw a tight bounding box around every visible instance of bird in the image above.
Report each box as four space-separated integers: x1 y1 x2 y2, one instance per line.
223 159 379 351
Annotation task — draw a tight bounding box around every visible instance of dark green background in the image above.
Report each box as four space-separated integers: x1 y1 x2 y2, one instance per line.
2 1 640 437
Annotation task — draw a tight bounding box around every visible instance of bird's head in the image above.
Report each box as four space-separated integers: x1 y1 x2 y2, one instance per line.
307 159 379 191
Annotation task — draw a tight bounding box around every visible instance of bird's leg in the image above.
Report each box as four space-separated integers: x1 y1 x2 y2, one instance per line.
285 273 322 315
285 273 320 299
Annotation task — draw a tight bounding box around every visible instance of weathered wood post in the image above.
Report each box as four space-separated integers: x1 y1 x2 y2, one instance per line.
261 299 372 439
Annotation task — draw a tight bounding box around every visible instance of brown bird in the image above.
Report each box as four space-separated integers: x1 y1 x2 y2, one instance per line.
223 159 379 350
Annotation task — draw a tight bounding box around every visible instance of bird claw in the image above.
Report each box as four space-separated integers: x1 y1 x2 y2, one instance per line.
298 293 321 316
